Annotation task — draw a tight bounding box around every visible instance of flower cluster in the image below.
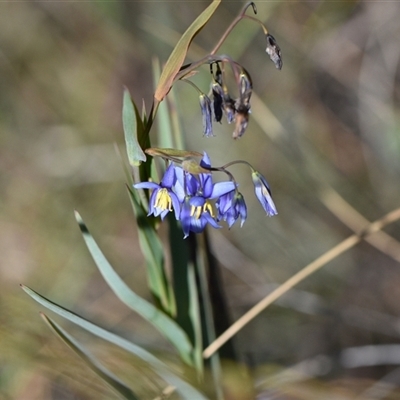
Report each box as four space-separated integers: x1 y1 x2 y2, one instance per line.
199 61 253 140
133 4 283 238
197 31 282 140
134 152 277 238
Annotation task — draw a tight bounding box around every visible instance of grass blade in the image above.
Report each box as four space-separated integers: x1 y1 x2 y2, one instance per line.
74 211 193 366
21 285 208 400
126 186 176 317
187 261 203 377
41 313 138 400
203 207 400 359
123 87 146 167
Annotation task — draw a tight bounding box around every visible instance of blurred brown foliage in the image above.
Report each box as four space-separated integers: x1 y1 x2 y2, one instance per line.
1 1 400 398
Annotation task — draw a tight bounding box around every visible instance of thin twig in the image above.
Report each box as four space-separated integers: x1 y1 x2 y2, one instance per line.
203 207 400 359
210 2 259 56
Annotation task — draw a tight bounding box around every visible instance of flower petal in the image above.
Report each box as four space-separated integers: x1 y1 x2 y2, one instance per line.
173 167 186 201
211 181 236 198
252 171 278 217
133 182 159 190
185 173 199 196
169 192 182 220
200 152 211 169
190 196 205 207
202 174 214 198
161 164 176 188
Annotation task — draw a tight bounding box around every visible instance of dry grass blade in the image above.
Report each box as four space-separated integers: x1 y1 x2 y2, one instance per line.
320 187 400 263
203 207 400 359
153 385 175 400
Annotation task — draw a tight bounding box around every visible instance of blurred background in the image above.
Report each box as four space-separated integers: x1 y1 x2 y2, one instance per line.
2 0 400 398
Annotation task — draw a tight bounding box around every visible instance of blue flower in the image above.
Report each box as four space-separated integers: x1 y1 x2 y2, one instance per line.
176 153 236 238
251 170 278 217
180 196 220 238
216 190 247 228
134 164 181 220
133 152 256 237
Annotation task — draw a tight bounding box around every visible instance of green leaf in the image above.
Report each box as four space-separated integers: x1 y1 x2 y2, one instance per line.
41 313 138 400
154 0 221 102
123 87 146 166
74 211 193 366
21 285 209 400
126 186 176 317
187 262 203 377
114 143 134 188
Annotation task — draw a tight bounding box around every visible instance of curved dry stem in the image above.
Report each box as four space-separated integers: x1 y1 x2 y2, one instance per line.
210 1 258 55
320 187 400 263
203 207 400 359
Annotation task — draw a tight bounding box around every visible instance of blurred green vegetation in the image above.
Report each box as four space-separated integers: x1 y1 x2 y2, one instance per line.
2 1 400 398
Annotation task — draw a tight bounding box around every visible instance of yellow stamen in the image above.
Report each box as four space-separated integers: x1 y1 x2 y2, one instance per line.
190 201 215 219
190 205 202 219
203 201 215 217
154 188 172 211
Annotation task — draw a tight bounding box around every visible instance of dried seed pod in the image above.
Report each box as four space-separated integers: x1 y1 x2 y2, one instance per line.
265 33 282 70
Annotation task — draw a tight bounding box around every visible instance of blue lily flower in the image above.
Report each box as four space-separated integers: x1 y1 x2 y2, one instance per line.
216 190 247 228
133 164 181 220
251 170 278 217
176 153 236 238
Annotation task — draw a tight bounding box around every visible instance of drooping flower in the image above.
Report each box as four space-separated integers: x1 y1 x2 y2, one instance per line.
223 93 236 124
133 164 181 220
232 69 252 139
265 33 282 70
209 61 236 125
251 170 278 216
199 94 214 137
239 69 252 107
211 81 224 123
216 190 247 228
180 195 220 238
134 150 277 236
232 104 250 139
176 153 236 238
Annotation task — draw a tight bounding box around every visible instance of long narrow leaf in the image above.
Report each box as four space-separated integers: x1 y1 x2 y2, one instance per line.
41 313 138 400
123 87 146 166
21 285 208 400
154 0 221 102
187 261 203 377
74 211 193 366
126 186 176 316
